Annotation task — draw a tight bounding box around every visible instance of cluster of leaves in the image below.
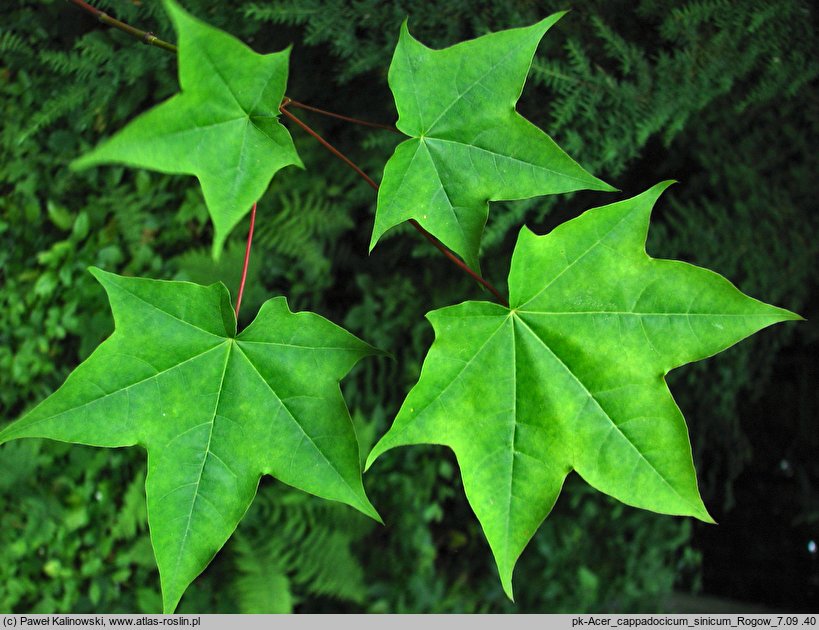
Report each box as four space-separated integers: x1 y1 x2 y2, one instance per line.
0 0 378 613
1 0 815 615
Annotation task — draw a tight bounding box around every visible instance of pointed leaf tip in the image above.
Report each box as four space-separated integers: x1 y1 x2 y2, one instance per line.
656 178 678 191
364 446 386 473
86 266 119 291
598 180 619 193
534 10 570 34
359 498 383 525
780 309 806 322
637 179 676 206
503 583 515 603
162 0 188 20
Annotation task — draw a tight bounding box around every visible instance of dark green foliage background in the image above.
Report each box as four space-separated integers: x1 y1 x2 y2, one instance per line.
1 0 816 613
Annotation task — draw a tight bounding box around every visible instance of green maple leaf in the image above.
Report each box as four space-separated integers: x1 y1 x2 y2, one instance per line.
366 182 801 598
371 14 615 271
71 0 302 258
0 269 380 613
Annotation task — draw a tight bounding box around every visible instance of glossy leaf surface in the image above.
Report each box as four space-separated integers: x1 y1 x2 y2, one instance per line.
372 14 614 270
367 182 800 598
72 0 302 257
0 270 380 612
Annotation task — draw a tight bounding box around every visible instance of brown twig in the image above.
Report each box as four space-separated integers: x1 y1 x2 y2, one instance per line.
280 104 379 189
66 0 177 53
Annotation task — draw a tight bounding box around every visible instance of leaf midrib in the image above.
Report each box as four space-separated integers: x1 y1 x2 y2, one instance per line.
421 141 470 246
512 314 702 514
0 342 227 443
426 136 597 188
199 45 245 113
392 315 510 447
111 280 229 339
237 340 363 351
423 35 535 134
232 343 361 504
515 209 636 311
172 341 233 576
503 315 519 569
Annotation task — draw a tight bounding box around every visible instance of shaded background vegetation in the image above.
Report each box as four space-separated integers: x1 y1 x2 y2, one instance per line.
1 0 817 613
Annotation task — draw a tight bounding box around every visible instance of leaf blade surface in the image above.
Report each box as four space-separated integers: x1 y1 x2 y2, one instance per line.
372 15 614 269
0 270 379 613
71 0 302 257
367 182 800 597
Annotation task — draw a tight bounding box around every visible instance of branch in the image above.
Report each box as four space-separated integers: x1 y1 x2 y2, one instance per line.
66 0 178 53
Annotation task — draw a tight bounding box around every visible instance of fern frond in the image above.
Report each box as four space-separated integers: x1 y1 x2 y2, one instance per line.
231 533 293 614
228 490 372 610
18 84 87 143
110 468 146 541
0 30 28 56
